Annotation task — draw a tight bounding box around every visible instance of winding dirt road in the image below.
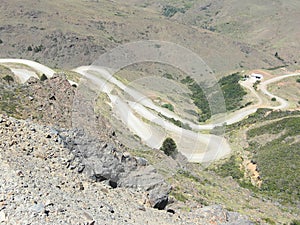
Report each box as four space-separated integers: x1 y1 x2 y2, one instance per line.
1 59 299 163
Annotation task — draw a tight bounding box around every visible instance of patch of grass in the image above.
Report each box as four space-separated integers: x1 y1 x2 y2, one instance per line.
171 191 188 202
181 72 246 122
218 72 247 111
266 65 287 71
226 108 300 132
162 5 186 17
247 117 300 204
177 169 201 183
263 217 276 225
162 73 173 80
158 112 191 130
212 155 244 180
162 103 174 112
291 220 300 225
253 80 260 90
0 86 23 118
181 76 211 122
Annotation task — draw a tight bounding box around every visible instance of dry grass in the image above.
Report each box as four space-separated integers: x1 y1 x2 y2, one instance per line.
268 76 300 109
0 0 284 73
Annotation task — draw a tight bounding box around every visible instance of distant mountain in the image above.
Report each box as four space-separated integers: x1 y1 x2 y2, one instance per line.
0 0 288 73
114 0 300 68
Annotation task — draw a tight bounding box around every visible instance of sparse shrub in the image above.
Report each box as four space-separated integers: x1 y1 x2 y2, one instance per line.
40 74 48 81
0 39 3 44
263 218 276 225
253 80 260 90
181 72 246 122
244 101 252 107
27 46 33 51
162 5 185 17
162 103 174 112
162 5 179 17
213 155 243 179
33 45 44 53
275 52 284 61
2 75 14 83
163 73 173 79
160 137 178 158
291 220 300 225
171 191 188 202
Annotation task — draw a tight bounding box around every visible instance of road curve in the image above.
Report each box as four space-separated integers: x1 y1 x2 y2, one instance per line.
259 73 300 110
1 58 299 163
73 66 232 162
0 59 55 77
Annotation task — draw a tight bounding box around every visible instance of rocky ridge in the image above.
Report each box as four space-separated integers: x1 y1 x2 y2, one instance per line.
0 114 253 224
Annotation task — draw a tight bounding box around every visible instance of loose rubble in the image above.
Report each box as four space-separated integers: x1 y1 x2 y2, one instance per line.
0 114 254 224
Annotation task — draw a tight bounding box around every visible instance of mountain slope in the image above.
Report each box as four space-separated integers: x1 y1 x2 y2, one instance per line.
0 0 282 73
114 0 300 69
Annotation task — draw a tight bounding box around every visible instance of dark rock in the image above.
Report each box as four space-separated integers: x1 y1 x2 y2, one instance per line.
167 209 175 214
109 180 118 189
60 129 171 210
77 164 85 173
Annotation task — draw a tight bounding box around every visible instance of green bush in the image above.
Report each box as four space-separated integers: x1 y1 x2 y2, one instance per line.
160 137 178 158
291 220 300 225
181 72 246 122
296 78 300 83
158 112 191 130
246 117 300 204
163 73 173 79
213 155 243 179
253 80 260 90
162 103 174 112
162 5 185 17
33 45 44 53
2 75 14 83
271 97 276 101
218 72 247 111
40 74 48 81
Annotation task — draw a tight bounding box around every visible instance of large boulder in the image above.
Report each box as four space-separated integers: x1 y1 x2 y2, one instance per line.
59 129 171 209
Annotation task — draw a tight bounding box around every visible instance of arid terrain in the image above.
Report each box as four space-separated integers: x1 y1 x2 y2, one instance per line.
0 0 299 224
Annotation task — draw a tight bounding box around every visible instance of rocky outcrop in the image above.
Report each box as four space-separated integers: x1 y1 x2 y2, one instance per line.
0 73 75 128
59 129 171 209
0 114 254 224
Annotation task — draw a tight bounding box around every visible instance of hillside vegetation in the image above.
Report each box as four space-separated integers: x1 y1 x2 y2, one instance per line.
182 72 246 121
247 117 300 205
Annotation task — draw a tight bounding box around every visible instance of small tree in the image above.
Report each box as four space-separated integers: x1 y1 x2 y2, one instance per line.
2 75 14 84
40 74 48 81
160 137 178 158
